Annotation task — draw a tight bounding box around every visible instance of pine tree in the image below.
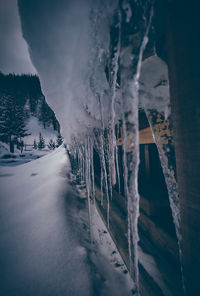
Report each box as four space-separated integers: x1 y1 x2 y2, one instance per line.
56 133 63 147
48 139 56 150
38 132 45 149
15 105 29 139
0 94 29 152
0 73 60 153
33 139 37 149
40 100 49 128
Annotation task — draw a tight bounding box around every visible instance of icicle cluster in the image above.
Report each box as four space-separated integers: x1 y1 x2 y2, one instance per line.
21 0 182 293
65 3 155 294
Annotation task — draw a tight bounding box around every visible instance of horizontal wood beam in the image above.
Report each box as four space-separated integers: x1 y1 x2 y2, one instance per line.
139 127 154 144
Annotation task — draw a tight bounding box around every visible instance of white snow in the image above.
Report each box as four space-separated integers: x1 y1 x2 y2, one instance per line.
90 203 134 295
0 147 68 207
138 246 171 296
0 147 133 295
0 115 59 158
25 116 58 145
0 141 9 157
0 140 50 166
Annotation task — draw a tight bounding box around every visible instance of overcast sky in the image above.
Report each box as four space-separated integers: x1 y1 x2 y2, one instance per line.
0 0 36 74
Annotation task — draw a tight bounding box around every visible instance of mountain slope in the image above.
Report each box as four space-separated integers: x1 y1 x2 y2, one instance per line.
0 72 60 151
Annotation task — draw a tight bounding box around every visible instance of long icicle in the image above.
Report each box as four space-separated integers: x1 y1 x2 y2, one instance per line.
86 137 92 243
90 139 95 200
100 133 110 228
122 4 155 293
110 9 121 188
122 113 132 272
115 144 121 193
100 166 104 206
99 95 110 227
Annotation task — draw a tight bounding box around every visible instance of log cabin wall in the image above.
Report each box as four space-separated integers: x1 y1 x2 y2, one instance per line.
92 110 183 295
67 107 183 294
164 2 200 294
66 2 200 293
153 2 200 293
138 111 182 295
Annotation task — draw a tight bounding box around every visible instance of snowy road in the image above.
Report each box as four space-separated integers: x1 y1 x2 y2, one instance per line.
0 148 133 296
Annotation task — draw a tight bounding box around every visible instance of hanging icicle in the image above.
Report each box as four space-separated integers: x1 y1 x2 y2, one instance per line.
109 8 122 188
119 2 155 293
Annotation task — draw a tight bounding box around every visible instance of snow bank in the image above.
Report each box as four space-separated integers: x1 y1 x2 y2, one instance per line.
0 147 133 295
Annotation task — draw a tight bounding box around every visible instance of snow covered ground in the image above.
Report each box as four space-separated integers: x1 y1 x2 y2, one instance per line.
0 112 59 161
25 116 59 145
0 147 133 295
0 141 49 167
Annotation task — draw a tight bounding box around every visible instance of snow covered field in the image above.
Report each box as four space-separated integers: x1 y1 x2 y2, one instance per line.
0 140 53 167
0 147 133 295
25 116 59 145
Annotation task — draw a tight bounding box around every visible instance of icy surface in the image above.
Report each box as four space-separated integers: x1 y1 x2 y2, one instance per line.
0 147 133 295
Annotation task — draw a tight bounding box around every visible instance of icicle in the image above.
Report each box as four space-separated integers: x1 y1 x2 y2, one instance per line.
100 133 110 228
100 167 104 206
80 145 85 184
83 146 86 183
85 137 92 242
90 139 95 200
81 150 84 182
115 145 121 193
145 110 185 290
110 9 121 187
98 94 110 227
105 140 113 203
122 113 132 272
121 4 155 293
115 122 121 192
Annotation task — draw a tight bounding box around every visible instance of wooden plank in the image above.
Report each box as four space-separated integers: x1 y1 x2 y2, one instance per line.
116 126 155 149
139 127 154 144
